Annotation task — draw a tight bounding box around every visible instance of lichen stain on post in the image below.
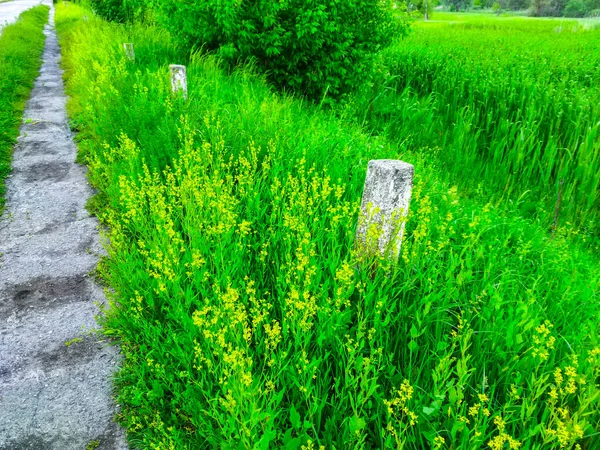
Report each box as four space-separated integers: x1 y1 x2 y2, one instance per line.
169 64 187 100
355 159 414 261
123 43 135 61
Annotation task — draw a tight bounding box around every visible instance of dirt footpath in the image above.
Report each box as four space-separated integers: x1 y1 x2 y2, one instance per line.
0 5 127 450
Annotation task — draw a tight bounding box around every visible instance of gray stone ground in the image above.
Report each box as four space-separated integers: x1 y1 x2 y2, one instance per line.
0 4 128 450
0 0 45 31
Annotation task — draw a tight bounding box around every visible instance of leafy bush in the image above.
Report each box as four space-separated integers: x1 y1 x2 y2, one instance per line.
155 0 407 100
90 0 127 22
564 0 587 16
447 0 472 11
562 0 600 15
89 0 149 23
508 0 530 10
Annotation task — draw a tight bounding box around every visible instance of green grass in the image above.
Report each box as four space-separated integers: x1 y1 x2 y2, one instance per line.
56 4 600 449
355 13 600 241
0 5 49 213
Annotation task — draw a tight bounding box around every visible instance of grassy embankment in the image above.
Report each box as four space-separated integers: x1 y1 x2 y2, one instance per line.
56 4 600 449
357 13 600 240
0 5 49 213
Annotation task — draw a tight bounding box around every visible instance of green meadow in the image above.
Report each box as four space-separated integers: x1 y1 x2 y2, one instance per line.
55 3 599 449
357 12 600 238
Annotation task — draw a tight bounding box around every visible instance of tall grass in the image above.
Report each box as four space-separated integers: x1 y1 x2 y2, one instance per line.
356 16 600 239
0 5 49 212
56 4 600 449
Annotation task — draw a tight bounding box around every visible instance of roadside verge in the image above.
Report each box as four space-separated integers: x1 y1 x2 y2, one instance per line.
0 4 49 213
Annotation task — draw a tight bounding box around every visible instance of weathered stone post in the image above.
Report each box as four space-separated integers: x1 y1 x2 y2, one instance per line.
123 43 135 62
355 160 414 261
169 64 187 100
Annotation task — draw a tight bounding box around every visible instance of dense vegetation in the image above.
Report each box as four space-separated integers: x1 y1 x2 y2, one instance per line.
0 5 49 213
56 3 599 449
357 13 600 240
90 0 409 100
154 0 407 100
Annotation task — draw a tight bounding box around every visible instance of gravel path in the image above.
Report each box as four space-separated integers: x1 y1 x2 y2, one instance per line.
0 5 127 450
0 0 45 31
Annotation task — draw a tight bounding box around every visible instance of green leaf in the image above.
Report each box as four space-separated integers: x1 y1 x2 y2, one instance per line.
349 415 366 433
449 387 458 405
410 324 420 338
422 406 436 416
257 425 276 450
284 437 302 450
290 405 301 429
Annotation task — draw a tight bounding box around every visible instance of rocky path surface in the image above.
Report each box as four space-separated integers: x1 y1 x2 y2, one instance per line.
0 5 127 450
0 0 45 31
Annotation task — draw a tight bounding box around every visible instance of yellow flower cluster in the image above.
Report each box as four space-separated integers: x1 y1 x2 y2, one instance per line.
468 393 491 419
300 439 325 450
487 415 521 450
544 355 588 448
546 410 585 448
531 320 556 361
384 379 418 440
333 260 355 311
587 347 600 371
411 191 433 250
192 286 254 392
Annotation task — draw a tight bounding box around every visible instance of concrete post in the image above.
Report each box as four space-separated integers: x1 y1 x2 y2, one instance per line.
123 43 135 62
356 160 414 261
169 64 187 100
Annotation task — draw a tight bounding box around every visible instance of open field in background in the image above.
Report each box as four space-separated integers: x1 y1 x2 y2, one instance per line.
0 5 49 212
355 12 600 242
414 10 600 24
55 3 600 449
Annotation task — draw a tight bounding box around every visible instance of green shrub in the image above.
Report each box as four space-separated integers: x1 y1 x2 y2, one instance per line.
564 0 587 15
89 0 149 23
90 0 127 22
155 0 407 100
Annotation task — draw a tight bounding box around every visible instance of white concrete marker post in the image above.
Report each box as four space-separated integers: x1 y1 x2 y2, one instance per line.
356 160 414 261
124 43 135 61
169 64 188 100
